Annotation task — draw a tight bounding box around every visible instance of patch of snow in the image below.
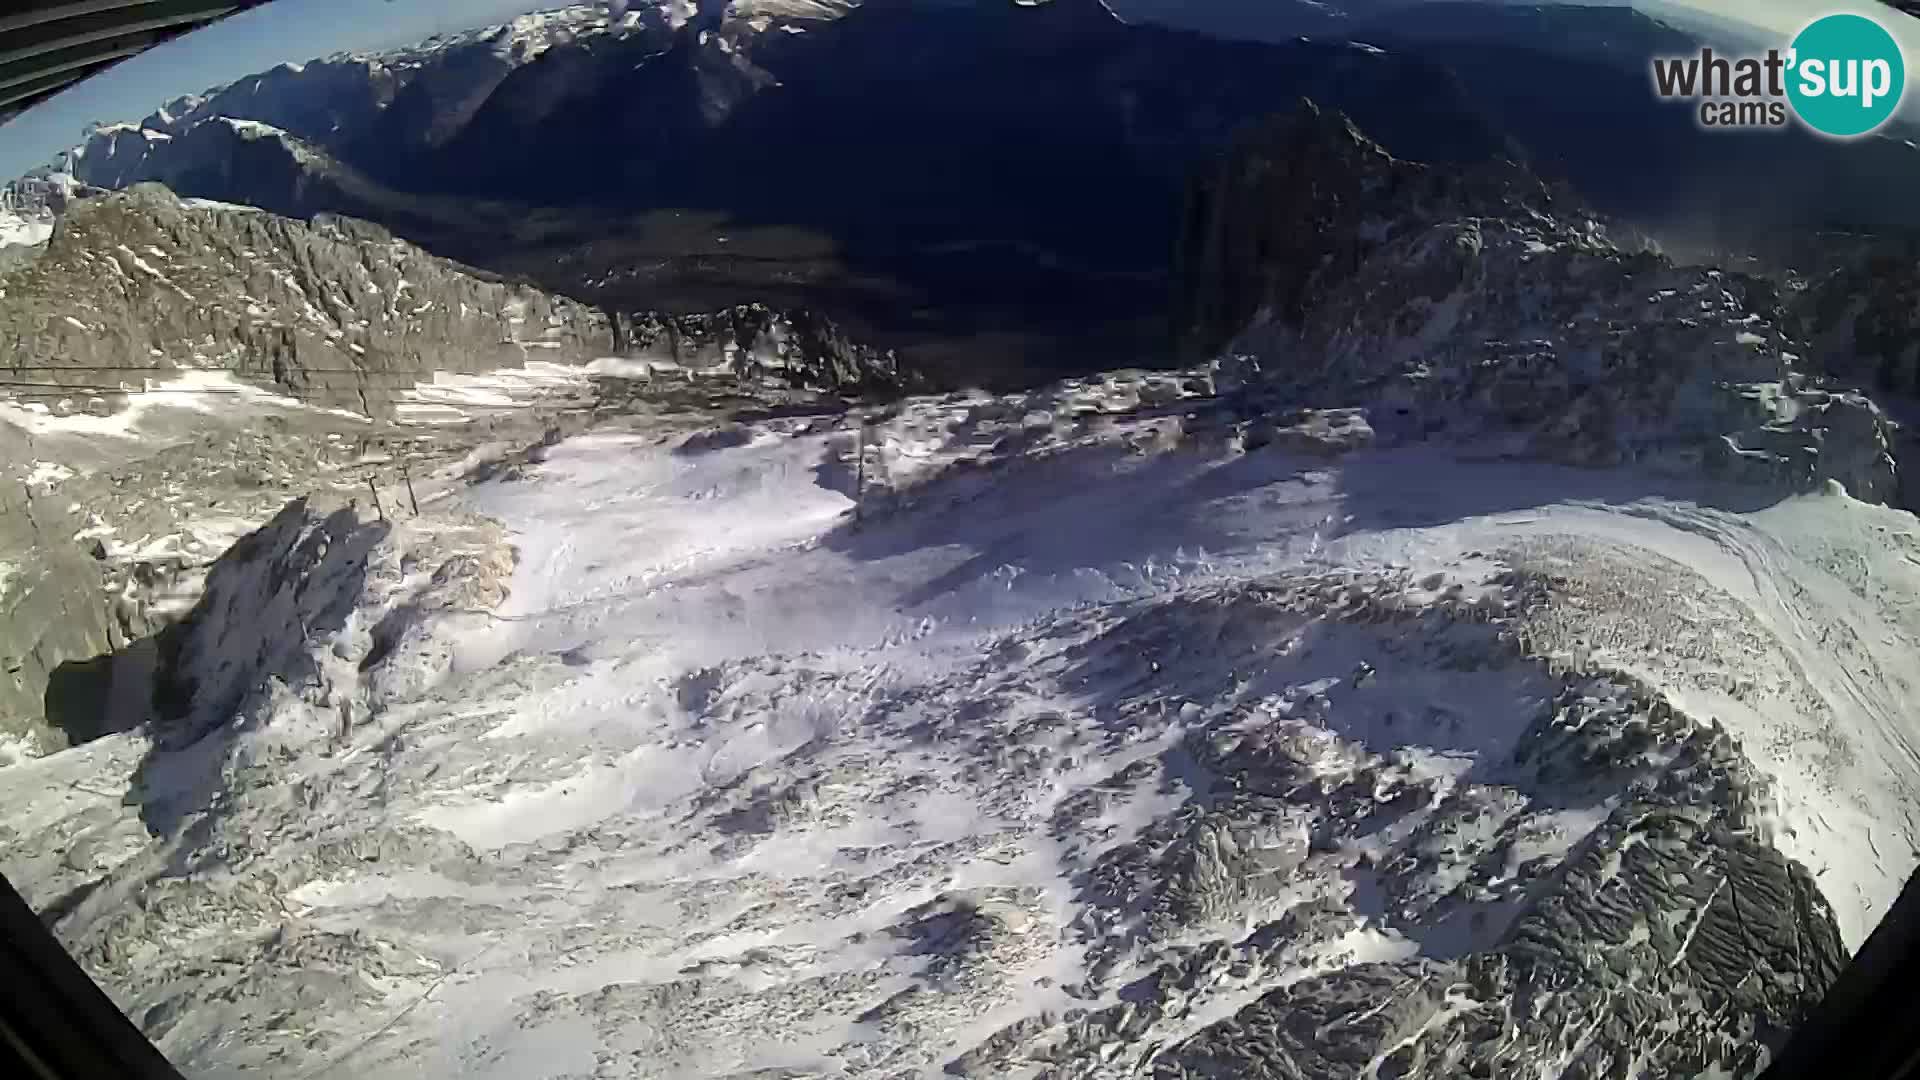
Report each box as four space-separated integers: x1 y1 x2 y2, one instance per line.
0 211 52 249
585 356 673 378
393 362 591 426
215 116 289 141
181 197 262 213
25 461 74 490
0 370 365 443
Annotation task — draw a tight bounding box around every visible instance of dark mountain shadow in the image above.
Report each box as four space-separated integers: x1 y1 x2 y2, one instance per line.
1323 449 1785 531
41 641 159 747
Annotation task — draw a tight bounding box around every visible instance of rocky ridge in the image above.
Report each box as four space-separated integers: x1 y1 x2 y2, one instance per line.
96 3 701 187
49 0 1524 384
1792 238 1920 417
1175 100 1905 506
0 184 610 416
0 181 922 756
0 180 920 419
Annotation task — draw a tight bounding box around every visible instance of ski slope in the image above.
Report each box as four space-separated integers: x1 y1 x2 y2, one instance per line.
458 405 1920 951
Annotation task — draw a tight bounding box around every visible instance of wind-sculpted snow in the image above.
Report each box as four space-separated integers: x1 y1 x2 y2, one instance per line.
8 380 1916 1076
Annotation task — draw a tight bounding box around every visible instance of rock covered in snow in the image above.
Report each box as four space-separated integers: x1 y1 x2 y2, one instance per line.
611 302 924 395
0 16 1907 1080
1174 99 1905 505
0 176 931 755
150 499 388 748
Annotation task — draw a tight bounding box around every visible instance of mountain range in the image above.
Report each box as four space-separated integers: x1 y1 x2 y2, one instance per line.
38 0 1920 384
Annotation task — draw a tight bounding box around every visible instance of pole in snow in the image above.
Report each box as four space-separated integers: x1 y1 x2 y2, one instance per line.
853 419 865 525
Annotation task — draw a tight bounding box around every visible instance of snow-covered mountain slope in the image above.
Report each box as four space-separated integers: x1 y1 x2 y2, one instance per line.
4 27 1918 1077
0 209 52 249
6 361 1915 1075
112 2 699 167
0 174 80 251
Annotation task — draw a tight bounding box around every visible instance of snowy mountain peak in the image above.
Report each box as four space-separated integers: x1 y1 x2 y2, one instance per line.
324 0 692 68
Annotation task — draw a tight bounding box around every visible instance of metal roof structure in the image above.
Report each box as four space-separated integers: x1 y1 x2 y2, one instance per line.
0 0 272 123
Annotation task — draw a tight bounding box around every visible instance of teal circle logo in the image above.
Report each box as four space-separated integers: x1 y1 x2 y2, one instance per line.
1787 13 1906 138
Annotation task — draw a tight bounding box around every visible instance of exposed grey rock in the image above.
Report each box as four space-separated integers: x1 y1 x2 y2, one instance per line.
1786 245 1920 508
150 499 387 748
0 25 1882 1080
1172 98 1557 365
0 484 118 758
945 577 1845 1079
1242 407 1375 457
0 184 613 417
1793 247 1920 396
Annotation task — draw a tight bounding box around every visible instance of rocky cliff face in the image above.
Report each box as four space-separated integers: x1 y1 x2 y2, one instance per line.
0 184 612 416
1794 242 1920 400
0 10 1900 1077
1175 100 1904 505
0 183 927 756
0 485 118 760
612 303 925 395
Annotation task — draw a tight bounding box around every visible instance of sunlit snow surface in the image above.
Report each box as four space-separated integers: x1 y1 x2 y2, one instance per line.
457 419 1920 950
0 209 53 249
5 387 1919 1077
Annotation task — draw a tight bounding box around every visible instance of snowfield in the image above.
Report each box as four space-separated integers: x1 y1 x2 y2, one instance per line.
1 383 1912 1076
